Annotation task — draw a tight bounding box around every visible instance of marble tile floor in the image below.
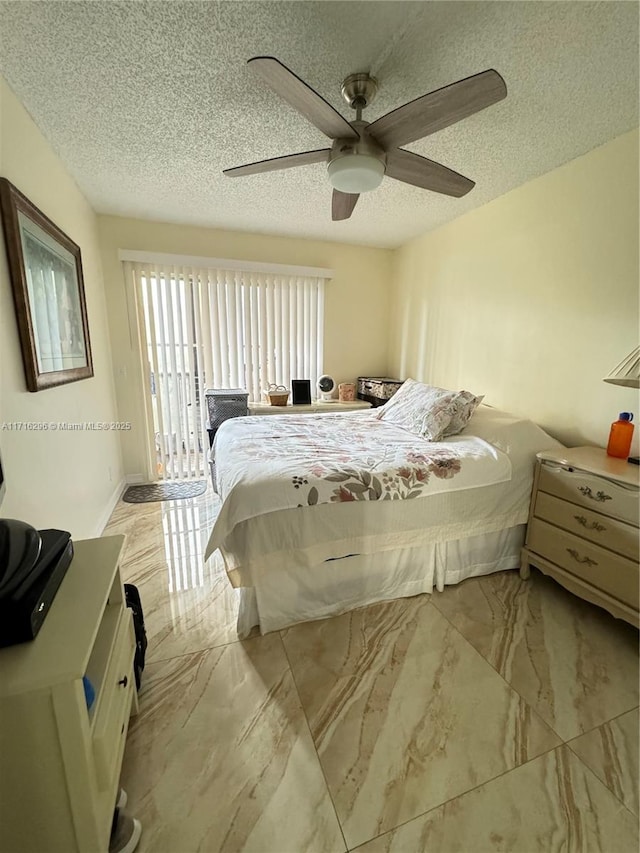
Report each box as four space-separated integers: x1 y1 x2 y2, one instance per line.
104 487 640 852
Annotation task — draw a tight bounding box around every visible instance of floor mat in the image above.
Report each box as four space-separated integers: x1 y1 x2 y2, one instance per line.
123 481 207 503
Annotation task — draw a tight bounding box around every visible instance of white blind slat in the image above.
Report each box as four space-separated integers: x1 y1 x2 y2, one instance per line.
266 277 276 392
151 264 176 480
317 279 325 384
183 269 201 478
175 267 192 477
235 271 244 389
205 271 221 390
303 279 311 379
165 267 185 479
250 277 261 402
207 273 224 389
217 274 230 388
281 279 290 386
295 278 304 380
274 278 283 388
289 280 297 378
226 272 239 387
198 274 213 391
309 280 318 389
258 275 268 400
191 267 208 446
141 267 165 478
243 277 255 403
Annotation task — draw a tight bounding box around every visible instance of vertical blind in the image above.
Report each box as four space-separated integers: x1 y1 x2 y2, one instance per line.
124 260 325 480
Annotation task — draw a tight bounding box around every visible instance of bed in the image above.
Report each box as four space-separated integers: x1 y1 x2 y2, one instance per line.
204 401 562 636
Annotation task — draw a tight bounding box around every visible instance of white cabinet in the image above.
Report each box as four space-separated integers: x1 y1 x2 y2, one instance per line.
521 447 639 627
0 535 137 852
248 400 372 416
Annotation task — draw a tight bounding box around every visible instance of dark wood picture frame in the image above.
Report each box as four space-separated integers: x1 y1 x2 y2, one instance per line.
291 379 312 405
0 178 93 392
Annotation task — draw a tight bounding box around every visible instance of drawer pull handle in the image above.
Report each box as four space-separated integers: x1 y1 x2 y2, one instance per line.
118 675 128 688
574 515 606 532
566 548 598 567
578 486 612 503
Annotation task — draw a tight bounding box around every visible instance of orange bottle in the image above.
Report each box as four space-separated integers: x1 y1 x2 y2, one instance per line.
606 412 634 459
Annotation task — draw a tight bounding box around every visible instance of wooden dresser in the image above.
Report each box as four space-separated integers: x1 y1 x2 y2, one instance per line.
521 447 639 627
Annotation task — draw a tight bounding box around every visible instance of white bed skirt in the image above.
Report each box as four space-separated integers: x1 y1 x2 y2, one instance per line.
237 524 526 637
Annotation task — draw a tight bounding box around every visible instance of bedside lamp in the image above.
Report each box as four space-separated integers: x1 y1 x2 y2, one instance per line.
603 345 640 464
603 346 640 388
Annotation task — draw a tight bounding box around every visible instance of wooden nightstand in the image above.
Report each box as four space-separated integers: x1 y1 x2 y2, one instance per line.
520 447 639 627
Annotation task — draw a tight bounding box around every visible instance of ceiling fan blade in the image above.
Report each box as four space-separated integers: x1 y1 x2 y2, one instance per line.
368 69 506 149
332 190 359 221
223 148 331 178
248 56 358 140
385 149 475 197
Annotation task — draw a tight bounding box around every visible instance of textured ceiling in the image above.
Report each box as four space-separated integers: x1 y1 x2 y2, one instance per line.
1 1 638 249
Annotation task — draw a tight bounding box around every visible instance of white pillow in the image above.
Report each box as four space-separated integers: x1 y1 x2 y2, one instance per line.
462 404 563 454
377 379 460 441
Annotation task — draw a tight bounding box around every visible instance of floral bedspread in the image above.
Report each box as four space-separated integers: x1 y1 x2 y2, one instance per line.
210 412 512 536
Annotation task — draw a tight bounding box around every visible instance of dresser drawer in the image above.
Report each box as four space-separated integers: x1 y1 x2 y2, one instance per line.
538 465 639 527
92 610 135 791
528 518 639 609
534 492 639 561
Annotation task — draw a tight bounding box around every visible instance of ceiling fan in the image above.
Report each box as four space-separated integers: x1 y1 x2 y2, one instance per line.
224 57 507 221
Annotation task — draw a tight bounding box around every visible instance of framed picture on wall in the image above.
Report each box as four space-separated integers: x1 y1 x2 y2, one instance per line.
0 178 93 392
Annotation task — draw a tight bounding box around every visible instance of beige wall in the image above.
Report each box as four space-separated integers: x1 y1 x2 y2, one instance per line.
389 129 639 452
0 79 123 536
98 216 393 478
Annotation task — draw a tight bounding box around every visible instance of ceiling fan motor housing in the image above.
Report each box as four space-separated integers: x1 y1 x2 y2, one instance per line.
340 73 379 110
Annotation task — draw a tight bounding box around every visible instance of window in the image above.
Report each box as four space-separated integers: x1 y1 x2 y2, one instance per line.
124 257 327 478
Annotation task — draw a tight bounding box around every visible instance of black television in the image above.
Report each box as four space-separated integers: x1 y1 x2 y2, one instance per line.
0 447 74 646
0 447 42 599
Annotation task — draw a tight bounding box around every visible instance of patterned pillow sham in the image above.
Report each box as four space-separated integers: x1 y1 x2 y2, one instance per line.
376 379 459 441
442 390 485 437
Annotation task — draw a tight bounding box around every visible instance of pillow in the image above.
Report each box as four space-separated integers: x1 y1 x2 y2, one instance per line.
376 379 459 441
461 404 564 455
442 390 484 437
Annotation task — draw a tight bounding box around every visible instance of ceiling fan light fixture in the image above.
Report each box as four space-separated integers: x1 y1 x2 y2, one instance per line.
327 153 385 194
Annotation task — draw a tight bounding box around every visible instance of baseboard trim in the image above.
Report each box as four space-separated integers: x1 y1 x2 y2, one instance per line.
125 473 146 485
95 478 127 536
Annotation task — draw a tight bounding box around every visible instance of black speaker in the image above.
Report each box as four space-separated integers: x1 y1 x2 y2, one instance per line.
291 379 311 405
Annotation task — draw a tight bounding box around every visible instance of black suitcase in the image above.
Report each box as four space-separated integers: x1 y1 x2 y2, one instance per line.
124 583 147 690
